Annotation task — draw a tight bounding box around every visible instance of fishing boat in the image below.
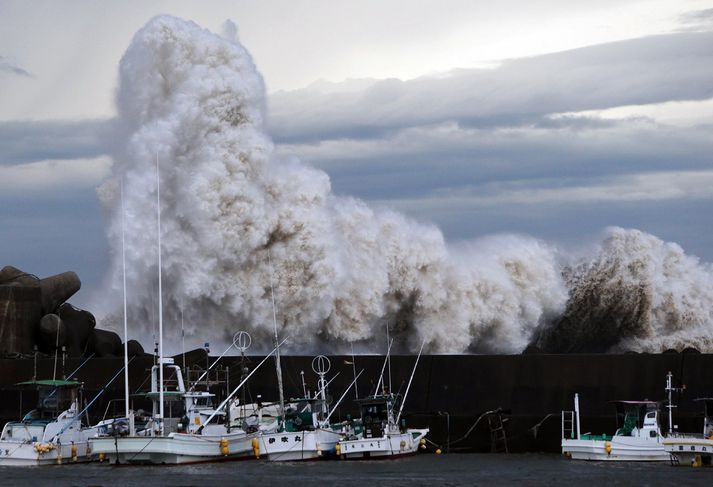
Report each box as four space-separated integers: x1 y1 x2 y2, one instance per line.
258 356 348 461
258 401 343 461
663 398 713 467
337 395 428 459
90 354 279 464
0 379 99 466
561 394 669 461
337 341 428 460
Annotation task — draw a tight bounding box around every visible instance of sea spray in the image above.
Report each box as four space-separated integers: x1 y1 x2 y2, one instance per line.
534 228 713 353
95 16 567 354
96 16 713 355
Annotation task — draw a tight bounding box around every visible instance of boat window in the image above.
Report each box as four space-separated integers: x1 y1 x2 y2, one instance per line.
194 397 211 407
646 412 655 419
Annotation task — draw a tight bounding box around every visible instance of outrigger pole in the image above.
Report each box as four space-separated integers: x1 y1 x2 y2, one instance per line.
198 337 288 432
395 340 425 425
51 357 135 442
312 372 341 399
325 369 364 423
267 249 286 426
373 338 394 397
43 353 96 403
188 340 240 392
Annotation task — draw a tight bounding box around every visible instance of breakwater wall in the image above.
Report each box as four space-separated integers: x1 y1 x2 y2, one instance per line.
1 352 711 452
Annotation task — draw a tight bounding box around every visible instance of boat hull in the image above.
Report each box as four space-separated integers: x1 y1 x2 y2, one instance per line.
0 440 93 466
664 437 713 467
339 429 428 459
90 432 259 465
562 437 669 461
260 429 342 461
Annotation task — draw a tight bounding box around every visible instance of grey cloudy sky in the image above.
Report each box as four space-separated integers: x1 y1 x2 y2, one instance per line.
1 0 712 309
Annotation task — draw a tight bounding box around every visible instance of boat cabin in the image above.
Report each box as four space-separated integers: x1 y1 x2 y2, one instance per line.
354 394 401 438
694 398 713 438
282 397 328 432
0 379 83 442
138 359 228 434
612 400 662 439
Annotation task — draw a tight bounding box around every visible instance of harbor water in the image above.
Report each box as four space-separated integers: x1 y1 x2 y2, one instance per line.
2 454 712 486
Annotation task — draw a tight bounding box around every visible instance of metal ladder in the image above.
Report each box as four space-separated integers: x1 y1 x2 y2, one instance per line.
562 410 575 439
487 412 509 453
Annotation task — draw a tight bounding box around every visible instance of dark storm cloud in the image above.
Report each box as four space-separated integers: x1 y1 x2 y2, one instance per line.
281 117 713 201
0 55 32 77
268 31 713 143
0 118 114 165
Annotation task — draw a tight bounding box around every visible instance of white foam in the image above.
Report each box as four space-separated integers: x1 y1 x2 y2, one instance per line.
95 16 713 355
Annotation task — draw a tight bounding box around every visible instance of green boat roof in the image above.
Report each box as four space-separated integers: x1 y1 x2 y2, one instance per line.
15 379 82 387
136 391 185 399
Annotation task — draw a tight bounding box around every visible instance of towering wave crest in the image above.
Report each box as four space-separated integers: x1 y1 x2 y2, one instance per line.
533 228 713 353
96 16 713 354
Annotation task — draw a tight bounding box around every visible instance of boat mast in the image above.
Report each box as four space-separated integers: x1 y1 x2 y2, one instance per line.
181 301 186 375
665 371 678 435
267 249 285 425
386 322 392 395
121 177 130 420
574 393 581 440
156 152 164 436
351 342 358 399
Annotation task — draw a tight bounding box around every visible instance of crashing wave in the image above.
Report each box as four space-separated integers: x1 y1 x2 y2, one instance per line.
95 16 713 355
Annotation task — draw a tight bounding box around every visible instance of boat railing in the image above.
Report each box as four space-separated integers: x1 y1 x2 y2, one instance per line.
665 432 706 439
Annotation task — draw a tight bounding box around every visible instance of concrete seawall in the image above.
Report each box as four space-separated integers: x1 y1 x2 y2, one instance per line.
1 352 710 452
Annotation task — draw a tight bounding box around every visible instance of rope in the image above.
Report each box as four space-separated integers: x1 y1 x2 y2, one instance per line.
448 408 504 447
127 434 158 462
430 411 562 452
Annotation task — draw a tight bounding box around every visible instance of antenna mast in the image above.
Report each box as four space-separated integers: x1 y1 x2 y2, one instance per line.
156 152 164 435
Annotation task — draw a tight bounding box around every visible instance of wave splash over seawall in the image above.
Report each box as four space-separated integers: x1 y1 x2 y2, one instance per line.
96 16 713 354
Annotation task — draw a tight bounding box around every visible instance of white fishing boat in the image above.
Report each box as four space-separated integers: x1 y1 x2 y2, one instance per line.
337 341 428 460
0 379 99 466
259 417 343 461
663 398 713 467
259 356 347 461
90 356 276 464
561 394 668 461
337 395 428 459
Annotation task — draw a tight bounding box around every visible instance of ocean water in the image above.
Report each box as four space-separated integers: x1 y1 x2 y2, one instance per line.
2 454 712 486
